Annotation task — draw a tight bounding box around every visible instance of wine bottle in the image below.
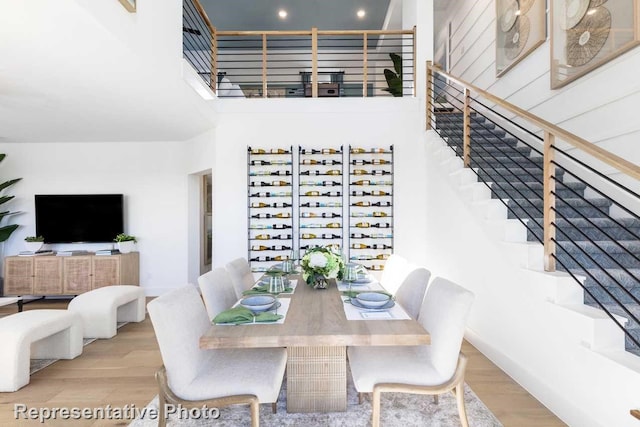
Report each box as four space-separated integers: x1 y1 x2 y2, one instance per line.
371 223 390 228
351 212 366 217
350 233 370 239
371 201 391 207
272 245 290 251
371 169 390 175
305 190 320 196
250 160 269 166
326 223 341 228
371 148 386 153
352 201 371 207
370 265 385 271
251 245 270 251
250 181 269 187
351 147 366 153
370 233 392 238
321 234 341 239
352 180 370 186
273 255 287 261
322 148 338 154
351 159 370 165
321 191 341 196
273 224 291 229
322 213 340 218
274 234 292 240
371 190 389 196
250 224 268 229
250 256 270 262
376 253 390 260
351 243 369 249
251 213 271 219
355 222 370 228
269 148 287 154
251 148 266 154
274 212 291 218
323 181 341 186
254 234 271 240
351 190 372 196
301 170 320 176
372 212 387 217
251 202 269 208
372 159 388 165
301 212 318 218
273 202 291 208
271 180 289 186
326 169 341 175
353 169 368 175
326 202 342 207
302 159 319 165
371 244 392 249
271 160 290 165
302 233 317 239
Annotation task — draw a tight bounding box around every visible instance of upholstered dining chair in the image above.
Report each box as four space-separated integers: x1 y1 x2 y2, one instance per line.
147 284 287 427
198 267 238 320
347 277 475 427
394 266 431 319
379 254 410 295
226 257 256 299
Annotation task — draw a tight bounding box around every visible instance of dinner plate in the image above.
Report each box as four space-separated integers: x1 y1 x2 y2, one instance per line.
350 298 395 312
353 276 372 284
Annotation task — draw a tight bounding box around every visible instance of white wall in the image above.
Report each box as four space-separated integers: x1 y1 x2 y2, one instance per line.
211 98 427 270
435 0 640 198
0 141 190 296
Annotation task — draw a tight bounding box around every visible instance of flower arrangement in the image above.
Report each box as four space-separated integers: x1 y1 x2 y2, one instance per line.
301 246 345 288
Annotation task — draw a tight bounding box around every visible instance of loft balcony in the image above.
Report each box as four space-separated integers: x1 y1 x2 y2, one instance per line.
183 0 415 99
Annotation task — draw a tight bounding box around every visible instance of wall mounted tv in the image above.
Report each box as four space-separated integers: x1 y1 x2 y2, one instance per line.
35 194 124 243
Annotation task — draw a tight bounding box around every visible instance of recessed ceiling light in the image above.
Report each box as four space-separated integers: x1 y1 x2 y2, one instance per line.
278 9 288 19
357 9 366 18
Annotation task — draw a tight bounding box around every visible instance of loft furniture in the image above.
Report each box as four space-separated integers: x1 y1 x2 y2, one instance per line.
67 285 146 339
148 284 287 427
247 147 294 273
0 309 83 392
3 253 139 296
347 277 475 427
200 274 429 412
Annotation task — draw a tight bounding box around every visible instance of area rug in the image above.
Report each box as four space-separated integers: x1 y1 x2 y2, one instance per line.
30 322 128 375
129 368 502 427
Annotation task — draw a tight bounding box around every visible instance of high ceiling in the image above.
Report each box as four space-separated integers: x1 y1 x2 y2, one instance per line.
200 0 394 31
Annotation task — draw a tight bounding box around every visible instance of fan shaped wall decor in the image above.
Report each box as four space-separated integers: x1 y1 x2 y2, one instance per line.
551 0 639 89
496 0 547 77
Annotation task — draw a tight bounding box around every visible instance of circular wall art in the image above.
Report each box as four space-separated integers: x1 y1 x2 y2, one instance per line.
505 15 530 60
565 6 611 67
500 0 520 33
518 0 536 14
561 0 590 30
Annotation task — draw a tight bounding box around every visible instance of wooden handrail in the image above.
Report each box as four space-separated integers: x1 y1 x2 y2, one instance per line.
631 409 640 420
191 0 215 33
216 29 415 37
427 63 640 181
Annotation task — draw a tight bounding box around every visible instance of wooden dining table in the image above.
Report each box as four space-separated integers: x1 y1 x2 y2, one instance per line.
199 275 430 413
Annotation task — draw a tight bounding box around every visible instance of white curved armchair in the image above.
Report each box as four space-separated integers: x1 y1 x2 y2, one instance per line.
147 284 287 427
348 277 475 427
198 267 238 320
226 257 255 299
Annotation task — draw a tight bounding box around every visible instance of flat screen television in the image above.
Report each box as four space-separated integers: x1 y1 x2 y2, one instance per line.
35 194 124 243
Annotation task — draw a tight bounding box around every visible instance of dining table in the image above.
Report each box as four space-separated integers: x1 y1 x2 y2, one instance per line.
199 274 430 413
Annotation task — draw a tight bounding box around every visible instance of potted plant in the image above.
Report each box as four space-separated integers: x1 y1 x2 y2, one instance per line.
114 233 137 254
382 53 403 97
0 154 22 244
24 236 44 252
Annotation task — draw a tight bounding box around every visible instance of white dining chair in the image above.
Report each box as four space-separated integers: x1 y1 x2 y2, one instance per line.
379 254 410 295
226 257 256 299
394 266 431 319
147 284 287 427
198 267 238 320
347 277 475 427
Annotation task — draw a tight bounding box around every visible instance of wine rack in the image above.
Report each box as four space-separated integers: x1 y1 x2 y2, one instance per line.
298 146 344 256
348 145 394 270
247 147 294 272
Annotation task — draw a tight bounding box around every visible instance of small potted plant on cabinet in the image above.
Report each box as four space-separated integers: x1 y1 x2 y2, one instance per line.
24 235 45 252
114 233 137 254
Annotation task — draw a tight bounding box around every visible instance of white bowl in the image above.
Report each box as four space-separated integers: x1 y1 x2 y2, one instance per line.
356 292 391 308
240 295 276 312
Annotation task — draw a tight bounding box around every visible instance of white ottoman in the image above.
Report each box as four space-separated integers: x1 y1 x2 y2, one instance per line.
0 310 83 392
67 285 145 339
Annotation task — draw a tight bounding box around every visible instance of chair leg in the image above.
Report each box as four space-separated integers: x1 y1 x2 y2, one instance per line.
250 400 260 427
433 394 439 404
272 402 277 414
157 391 166 427
455 382 469 427
372 389 382 427
358 392 365 404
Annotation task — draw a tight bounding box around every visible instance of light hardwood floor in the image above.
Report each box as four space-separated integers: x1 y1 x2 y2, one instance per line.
0 299 566 426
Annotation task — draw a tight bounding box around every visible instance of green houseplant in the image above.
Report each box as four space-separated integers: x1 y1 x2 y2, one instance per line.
382 53 403 97
24 236 44 252
114 233 137 254
300 246 345 289
0 154 22 244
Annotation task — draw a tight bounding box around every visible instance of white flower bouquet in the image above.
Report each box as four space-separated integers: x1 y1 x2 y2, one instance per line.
301 246 345 287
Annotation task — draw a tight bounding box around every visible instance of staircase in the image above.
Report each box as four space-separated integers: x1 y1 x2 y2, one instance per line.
434 111 640 355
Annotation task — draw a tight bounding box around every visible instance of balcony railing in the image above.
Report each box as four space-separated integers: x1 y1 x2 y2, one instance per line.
183 0 415 99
